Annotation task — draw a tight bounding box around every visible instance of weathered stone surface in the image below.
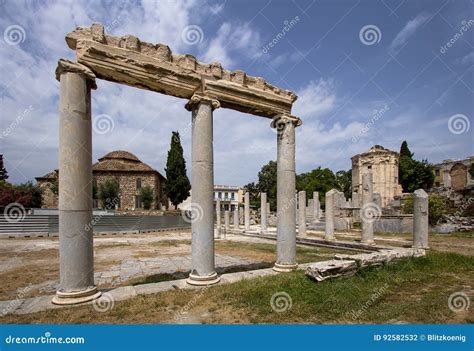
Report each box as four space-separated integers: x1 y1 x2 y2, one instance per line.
413 189 429 249
306 248 425 282
65 24 297 118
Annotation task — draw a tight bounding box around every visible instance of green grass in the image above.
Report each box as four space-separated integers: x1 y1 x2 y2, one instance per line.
1 251 472 324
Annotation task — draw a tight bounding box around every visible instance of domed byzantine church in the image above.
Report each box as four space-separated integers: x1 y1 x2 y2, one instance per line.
36 151 167 210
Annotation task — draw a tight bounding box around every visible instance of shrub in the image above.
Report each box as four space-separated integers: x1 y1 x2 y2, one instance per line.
402 193 445 225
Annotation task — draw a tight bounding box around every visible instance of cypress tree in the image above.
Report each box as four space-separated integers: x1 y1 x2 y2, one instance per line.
0 155 8 181
164 131 191 209
399 141 413 158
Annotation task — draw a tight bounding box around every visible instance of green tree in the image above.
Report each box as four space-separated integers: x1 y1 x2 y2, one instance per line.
140 185 154 210
243 182 260 209
0 181 42 208
98 178 120 209
297 167 339 206
0 155 8 181
399 140 413 158
398 141 434 192
336 169 352 198
257 160 277 210
164 131 191 209
402 193 445 225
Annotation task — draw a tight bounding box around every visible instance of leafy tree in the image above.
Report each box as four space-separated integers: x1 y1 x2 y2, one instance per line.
98 178 120 209
164 131 191 209
469 163 474 179
243 182 260 209
336 169 352 198
140 185 154 210
402 193 445 225
0 181 42 208
398 141 434 192
399 140 413 158
257 160 277 210
0 155 8 181
297 167 339 206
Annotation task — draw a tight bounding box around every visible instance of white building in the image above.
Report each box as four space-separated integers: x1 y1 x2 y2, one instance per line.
175 185 244 211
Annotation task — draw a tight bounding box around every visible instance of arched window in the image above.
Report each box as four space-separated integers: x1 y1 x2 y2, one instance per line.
136 177 142 189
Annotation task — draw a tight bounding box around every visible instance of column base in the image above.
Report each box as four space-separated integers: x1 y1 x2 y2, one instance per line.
412 245 430 250
273 263 298 273
361 239 376 245
324 236 336 241
52 286 101 305
186 272 221 286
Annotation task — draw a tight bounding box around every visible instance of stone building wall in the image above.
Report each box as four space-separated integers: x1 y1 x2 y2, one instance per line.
36 179 58 208
433 156 474 191
94 172 163 210
352 146 403 208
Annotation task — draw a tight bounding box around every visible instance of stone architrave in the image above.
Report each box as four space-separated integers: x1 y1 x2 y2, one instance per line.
52 59 101 305
413 189 429 249
244 192 250 231
361 173 375 245
233 208 239 229
261 192 267 233
185 94 220 286
224 210 230 238
298 191 307 236
65 24 297 119
272 115 302 272
325 189 337 241
215 198 221 239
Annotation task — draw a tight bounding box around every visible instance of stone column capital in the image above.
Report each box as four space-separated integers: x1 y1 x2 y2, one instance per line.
185 93 220 111
270 114 302 129
55 59 97 89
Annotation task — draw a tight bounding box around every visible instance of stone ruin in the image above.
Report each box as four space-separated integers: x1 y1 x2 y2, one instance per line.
53 23 302 305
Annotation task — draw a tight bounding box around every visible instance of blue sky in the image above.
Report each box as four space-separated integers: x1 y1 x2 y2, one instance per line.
0 0 473 186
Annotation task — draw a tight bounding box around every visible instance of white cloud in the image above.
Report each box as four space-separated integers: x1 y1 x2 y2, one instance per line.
389 13 430 53
293 79 337 119
202 22 262 68
459 51 474 65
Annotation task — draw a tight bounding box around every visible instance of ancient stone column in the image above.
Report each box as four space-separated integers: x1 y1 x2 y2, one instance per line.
215 198 221 239
52 59 101 305
298 191 306 236
185 94 220 286
244 192 250 231
313 191 320 222
361 173 375 245
224 210 230 239
272 115 302 272
325 189 337 240
233 208 239 229
261 192 267 233
413 189 429 249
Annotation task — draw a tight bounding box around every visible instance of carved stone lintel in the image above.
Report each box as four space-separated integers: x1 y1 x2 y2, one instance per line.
185 93 220 111
270 114 302 129
55 59 97 89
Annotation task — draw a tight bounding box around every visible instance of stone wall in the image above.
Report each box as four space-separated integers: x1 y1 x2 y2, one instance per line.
37 179 58 208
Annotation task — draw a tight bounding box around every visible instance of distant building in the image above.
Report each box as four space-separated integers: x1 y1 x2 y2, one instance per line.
175 185 244 211
36 150 167 211
432 157 474 191
351 145 403 207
